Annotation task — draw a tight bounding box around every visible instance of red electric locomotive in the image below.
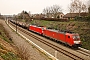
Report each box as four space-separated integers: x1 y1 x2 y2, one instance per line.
29 25 46 34
43 29 81 47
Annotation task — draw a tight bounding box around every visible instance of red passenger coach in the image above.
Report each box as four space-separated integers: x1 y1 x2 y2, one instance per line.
29 25 46 34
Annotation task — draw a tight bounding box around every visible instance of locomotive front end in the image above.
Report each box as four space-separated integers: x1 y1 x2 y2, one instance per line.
72 33 81 47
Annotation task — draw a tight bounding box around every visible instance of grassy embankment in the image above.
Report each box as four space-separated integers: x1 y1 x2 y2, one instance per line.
29 20 90 50
0 23 21 60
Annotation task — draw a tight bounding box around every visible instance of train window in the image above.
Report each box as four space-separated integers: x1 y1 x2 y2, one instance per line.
68 36 70 38
42 27 46 30
42 28 44 30
73 36 80 39
77 36 80 38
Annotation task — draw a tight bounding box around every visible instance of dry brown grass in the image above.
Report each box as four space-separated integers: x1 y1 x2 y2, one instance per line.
17 44 30 60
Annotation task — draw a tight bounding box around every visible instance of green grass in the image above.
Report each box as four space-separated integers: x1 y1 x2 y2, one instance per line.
1 52 19 60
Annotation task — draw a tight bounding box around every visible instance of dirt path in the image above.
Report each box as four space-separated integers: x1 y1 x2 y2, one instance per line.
0 19 48 60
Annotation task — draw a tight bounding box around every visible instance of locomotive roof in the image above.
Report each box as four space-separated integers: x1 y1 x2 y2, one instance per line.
60 30 75 34
47 29 75 34
30 25 45 28
47 29 59 32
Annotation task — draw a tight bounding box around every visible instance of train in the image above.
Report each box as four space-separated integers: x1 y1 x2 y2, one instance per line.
10 20 81 47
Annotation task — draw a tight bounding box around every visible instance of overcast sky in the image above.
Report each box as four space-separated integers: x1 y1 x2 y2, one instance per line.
0 0 88 15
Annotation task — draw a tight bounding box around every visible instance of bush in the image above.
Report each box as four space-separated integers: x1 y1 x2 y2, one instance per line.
41 18 69 22
87 16 90 21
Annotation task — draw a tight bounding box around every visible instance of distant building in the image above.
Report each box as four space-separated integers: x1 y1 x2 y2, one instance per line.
31 13 45 19
56 12 64 19
32 12 64 19
64 12 88 19
46 12 64 18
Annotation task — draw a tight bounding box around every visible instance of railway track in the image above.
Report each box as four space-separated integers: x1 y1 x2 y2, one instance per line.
9 21 86 60
76 48 90 57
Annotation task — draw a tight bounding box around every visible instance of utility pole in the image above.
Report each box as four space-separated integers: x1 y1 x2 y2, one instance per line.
15 16 17 33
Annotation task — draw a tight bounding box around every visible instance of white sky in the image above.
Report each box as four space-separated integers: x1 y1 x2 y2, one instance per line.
0 0 88 15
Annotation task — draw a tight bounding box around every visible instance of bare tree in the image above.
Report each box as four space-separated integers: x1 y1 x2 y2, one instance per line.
43 7 51 18
87 0 90 6
88 6 90 14
82 4 87 12
68 1 76 13
52 5 62 18
69 0 87 16
87 0 90 14
28 11 31 17
43 5 62 18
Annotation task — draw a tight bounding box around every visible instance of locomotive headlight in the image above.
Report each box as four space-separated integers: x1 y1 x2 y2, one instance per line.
74 41 81 44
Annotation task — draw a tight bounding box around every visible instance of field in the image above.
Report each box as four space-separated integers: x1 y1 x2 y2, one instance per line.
29 20 90 50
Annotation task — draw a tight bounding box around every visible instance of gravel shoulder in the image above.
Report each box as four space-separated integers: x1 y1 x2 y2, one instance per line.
0 19 48 60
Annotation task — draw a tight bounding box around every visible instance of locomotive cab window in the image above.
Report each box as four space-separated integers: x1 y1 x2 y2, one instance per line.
42 28 44 30
73 35 80 39
42 27 46 30
68 36 70 38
